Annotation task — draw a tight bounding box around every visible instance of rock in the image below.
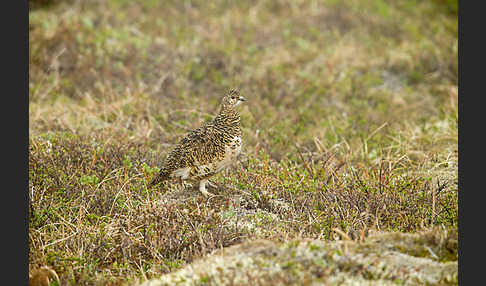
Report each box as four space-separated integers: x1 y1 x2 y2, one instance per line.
138 227 457 285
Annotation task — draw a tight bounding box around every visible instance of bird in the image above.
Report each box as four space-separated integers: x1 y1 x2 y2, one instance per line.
148 89 246 196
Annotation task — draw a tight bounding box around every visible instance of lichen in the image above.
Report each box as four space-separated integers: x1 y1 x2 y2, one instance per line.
138 227 457 286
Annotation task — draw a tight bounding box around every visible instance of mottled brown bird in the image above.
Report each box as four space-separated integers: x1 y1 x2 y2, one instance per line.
149 89 246 196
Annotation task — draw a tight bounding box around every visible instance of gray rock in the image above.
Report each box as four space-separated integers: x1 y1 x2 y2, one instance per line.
138 227 457 285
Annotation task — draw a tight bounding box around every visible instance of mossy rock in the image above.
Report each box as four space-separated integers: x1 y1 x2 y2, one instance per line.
138 226 457 285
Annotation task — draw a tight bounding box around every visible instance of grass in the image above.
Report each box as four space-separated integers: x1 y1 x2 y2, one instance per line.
29 0 457 284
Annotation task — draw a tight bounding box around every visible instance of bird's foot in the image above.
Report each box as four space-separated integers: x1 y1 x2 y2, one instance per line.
200 188 215 197
182 181 194 190
207 180 220 190
200 179 215 197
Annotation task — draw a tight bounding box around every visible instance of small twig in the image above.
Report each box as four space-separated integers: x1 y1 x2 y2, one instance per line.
326 160 346 185
295 143 313 178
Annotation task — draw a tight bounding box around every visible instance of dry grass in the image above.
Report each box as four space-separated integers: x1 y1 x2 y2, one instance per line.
29 133 457 284
29 0 457 284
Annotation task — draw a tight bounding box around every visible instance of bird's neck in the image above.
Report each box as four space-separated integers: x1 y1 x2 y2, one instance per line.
218 105 239 118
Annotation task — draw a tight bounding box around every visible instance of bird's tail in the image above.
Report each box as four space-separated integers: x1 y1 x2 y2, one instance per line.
148 170 170 188
147 177 159 188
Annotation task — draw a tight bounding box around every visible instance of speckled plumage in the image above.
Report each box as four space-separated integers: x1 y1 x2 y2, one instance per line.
149 89 246 196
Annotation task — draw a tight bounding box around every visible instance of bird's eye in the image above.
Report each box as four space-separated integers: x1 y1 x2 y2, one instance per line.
231 96 235 99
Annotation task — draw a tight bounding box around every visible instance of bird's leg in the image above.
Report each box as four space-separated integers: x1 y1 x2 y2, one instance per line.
199 179 213 197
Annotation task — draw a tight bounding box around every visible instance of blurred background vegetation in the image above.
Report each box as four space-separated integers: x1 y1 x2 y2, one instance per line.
29 0 457 161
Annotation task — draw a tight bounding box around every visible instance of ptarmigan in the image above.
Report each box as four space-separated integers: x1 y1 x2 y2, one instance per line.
148 89 246 196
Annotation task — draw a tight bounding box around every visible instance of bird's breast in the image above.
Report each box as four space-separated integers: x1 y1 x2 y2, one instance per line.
214 136 242 172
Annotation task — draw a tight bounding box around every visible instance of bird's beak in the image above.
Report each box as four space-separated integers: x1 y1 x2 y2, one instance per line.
239 96 246 101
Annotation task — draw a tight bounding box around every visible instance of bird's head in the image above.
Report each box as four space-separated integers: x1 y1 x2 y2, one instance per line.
222 89 246 109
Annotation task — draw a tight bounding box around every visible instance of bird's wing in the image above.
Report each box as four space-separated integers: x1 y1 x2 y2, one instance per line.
177 122 225 165
162 122 224 173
